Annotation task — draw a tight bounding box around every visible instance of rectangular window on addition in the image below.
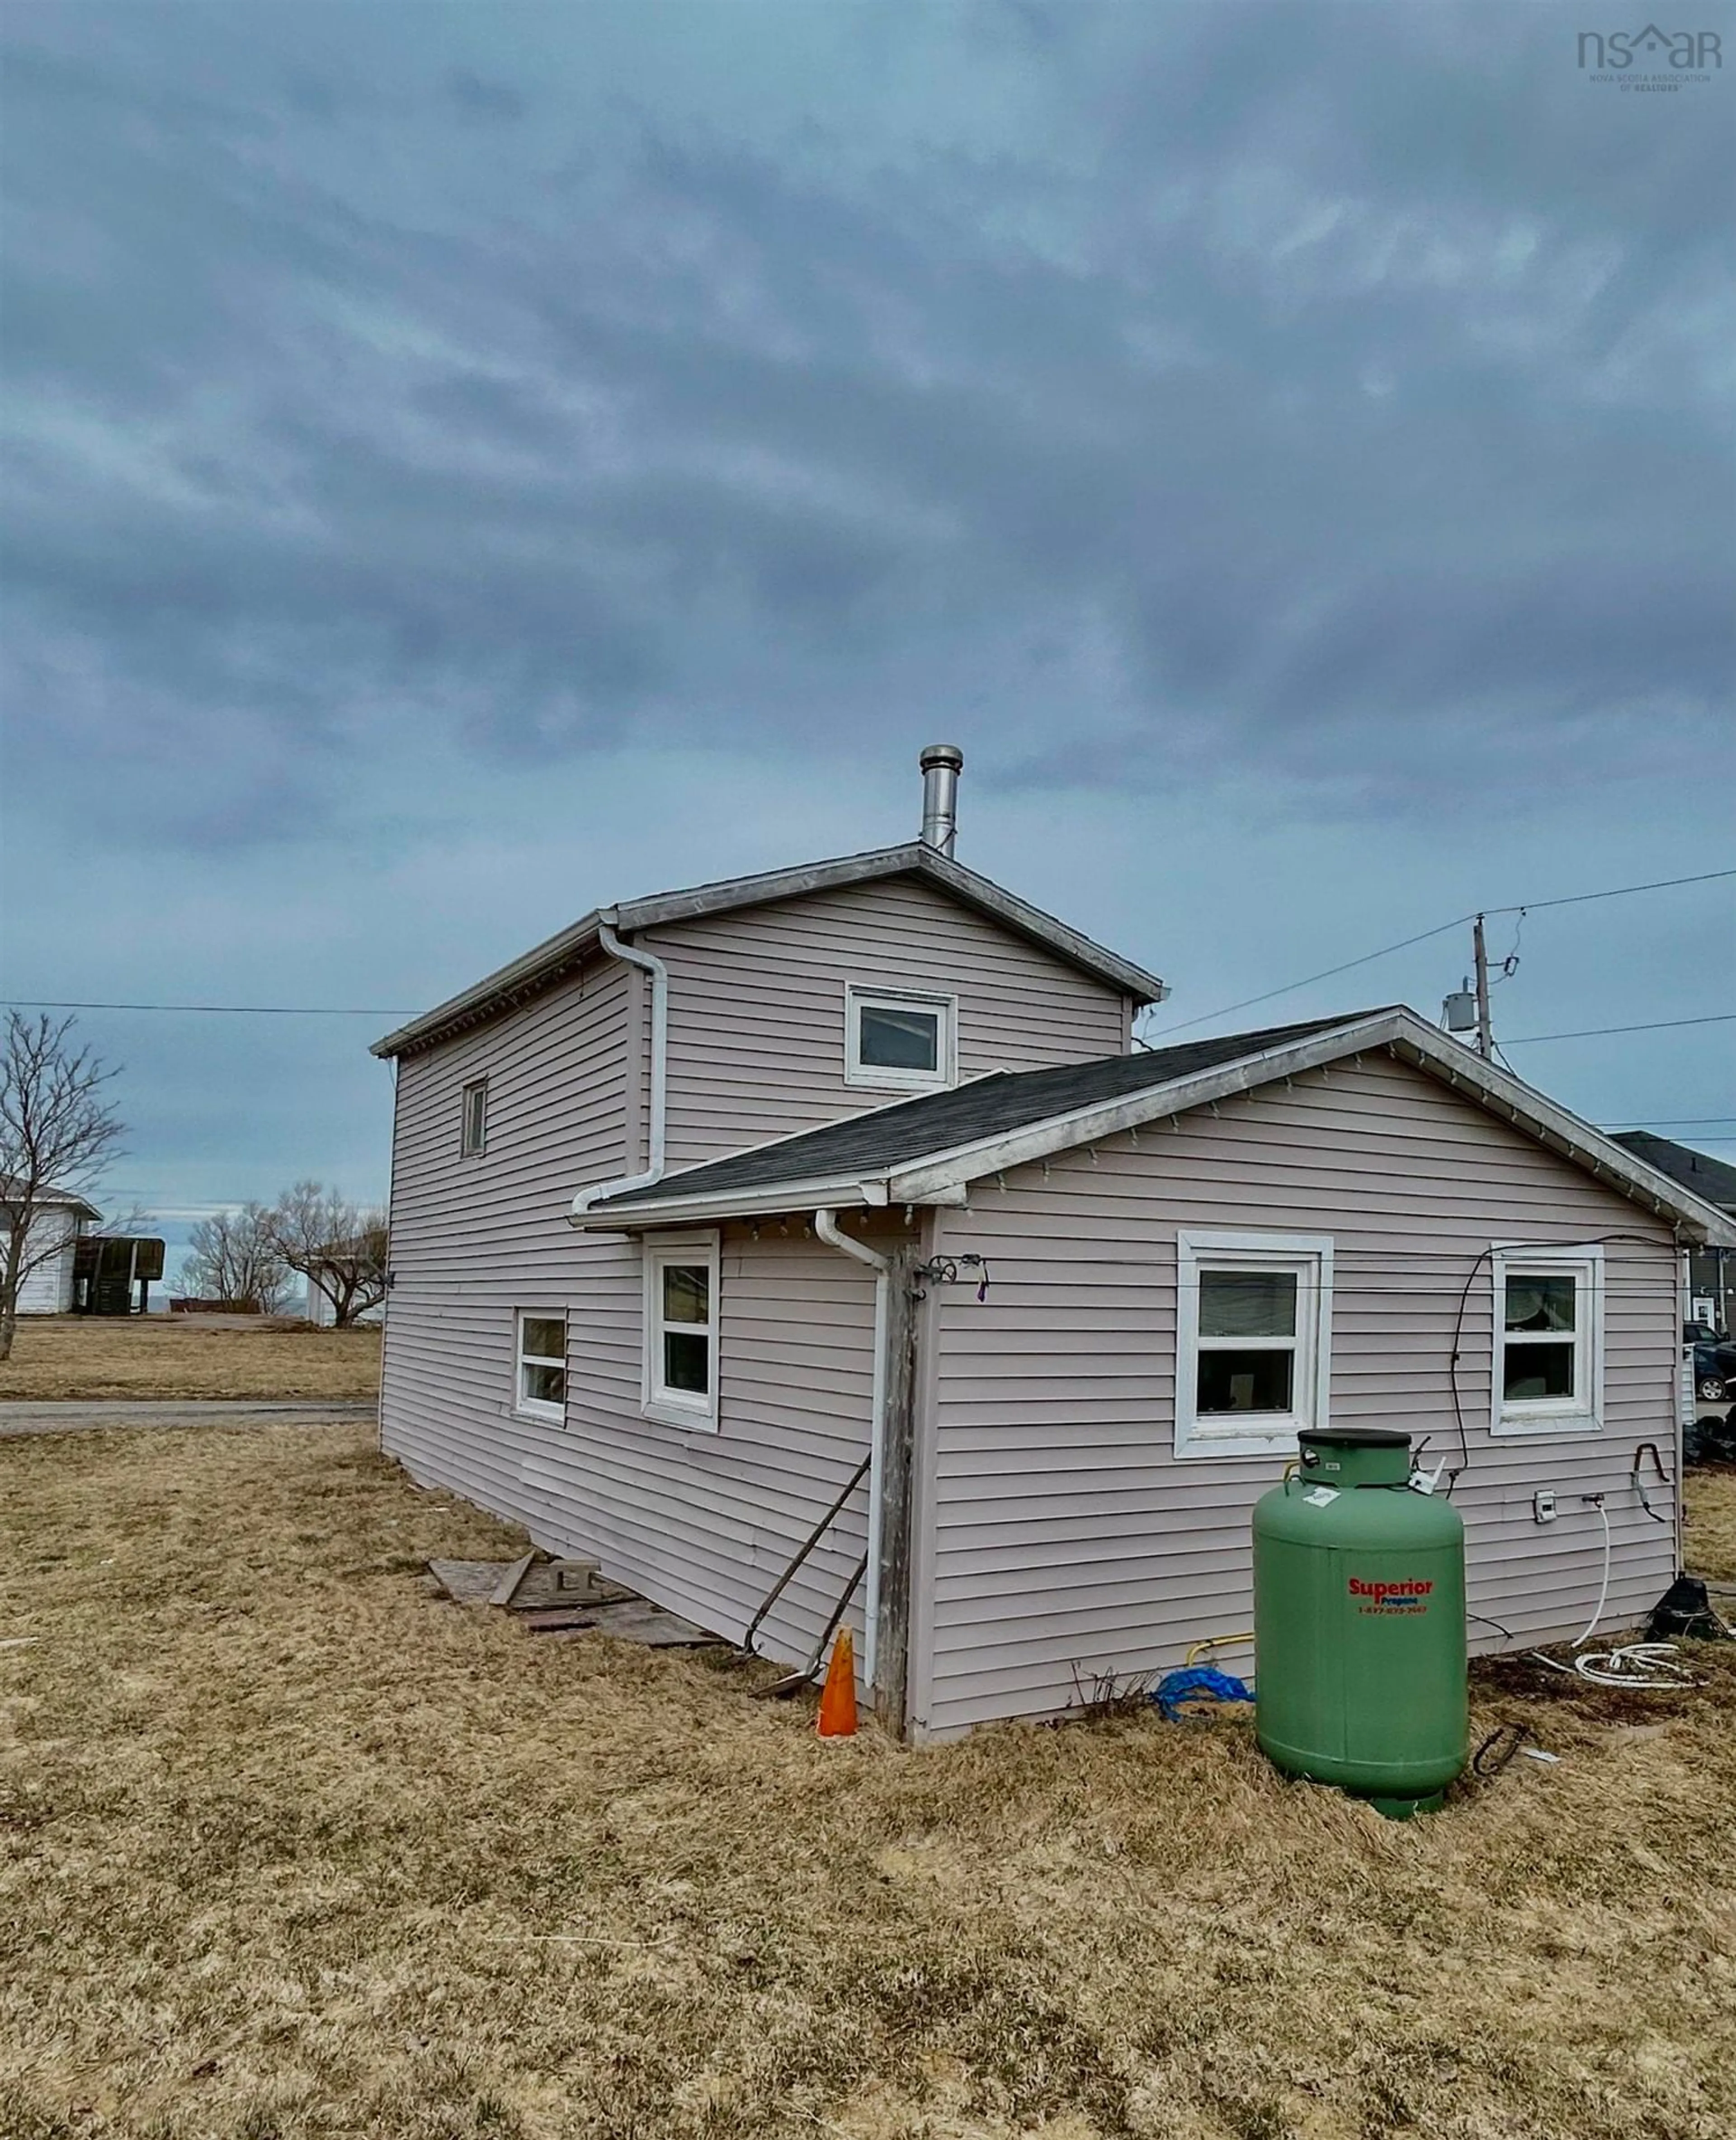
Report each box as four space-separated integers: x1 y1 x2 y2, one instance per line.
845 986 956 1091
461 1077 488 1156
642 1233 720 1431
1175 1231 1334 1459
1491 1246 1604 1435
515 1311 566 1423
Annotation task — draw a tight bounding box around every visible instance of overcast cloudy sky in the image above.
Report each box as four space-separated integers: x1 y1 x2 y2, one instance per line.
2 1 1732 1255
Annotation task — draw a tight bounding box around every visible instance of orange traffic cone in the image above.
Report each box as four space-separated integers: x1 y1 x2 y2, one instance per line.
816 1629 858 1738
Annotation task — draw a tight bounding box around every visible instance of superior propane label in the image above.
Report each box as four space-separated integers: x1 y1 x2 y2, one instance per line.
1348 1577 1435 1616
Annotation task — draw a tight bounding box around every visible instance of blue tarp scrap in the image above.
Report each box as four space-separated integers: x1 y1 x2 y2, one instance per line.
1151 1665 1253 1721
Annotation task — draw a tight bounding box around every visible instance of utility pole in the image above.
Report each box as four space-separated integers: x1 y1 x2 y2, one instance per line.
1472 913 1493 1060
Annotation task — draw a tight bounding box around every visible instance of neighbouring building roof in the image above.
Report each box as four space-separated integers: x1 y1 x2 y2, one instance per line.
1610 1132 1736 1215
576 1006 1736 1246
371 842 1167 1060
0 1179 101 1220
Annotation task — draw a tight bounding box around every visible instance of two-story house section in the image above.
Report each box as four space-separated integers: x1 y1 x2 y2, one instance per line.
374 746 1735 1740
371 748 1165 1682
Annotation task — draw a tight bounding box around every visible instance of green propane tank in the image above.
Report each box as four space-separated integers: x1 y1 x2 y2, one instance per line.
1253 1427 1467 1819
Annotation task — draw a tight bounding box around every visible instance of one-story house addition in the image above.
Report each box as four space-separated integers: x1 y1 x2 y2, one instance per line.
373 750 1735 1739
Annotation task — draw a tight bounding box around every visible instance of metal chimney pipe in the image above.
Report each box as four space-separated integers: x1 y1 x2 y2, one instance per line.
918 743 964 857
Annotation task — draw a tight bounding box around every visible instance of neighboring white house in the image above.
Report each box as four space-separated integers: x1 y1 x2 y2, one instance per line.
302 1278 384 1327
370 749 1736 1740
1 1186 102 1315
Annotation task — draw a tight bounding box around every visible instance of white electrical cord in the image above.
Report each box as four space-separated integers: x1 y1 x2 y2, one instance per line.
1521 1500 1701 1687
1569 1501 1613 1649
1571 1643 1696 1688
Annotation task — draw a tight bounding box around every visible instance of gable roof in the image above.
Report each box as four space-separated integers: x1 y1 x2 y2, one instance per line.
573 1006 1736 1246
1610 1132 1736 1214
372 842 1167 1060
591 1014 1352 1214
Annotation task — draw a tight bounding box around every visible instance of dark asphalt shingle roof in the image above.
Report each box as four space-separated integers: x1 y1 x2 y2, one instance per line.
595 1011 1380 1211
1611 1132 1736 1213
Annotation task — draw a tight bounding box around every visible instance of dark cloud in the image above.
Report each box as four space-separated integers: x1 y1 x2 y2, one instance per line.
444 68 528 123
3 4 1729 857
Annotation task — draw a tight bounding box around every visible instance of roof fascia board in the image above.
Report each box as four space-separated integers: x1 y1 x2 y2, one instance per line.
571 1173 968 1231
618 842 1166 1004
376 842 1167 1057
885 1008 1736 1244
911 850 1167 1004
613 847 914 931
1381 1022 1736 1246
371 912 603 1059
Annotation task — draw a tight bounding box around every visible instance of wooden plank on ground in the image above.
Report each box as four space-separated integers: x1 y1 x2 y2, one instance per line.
488 1553 538 1607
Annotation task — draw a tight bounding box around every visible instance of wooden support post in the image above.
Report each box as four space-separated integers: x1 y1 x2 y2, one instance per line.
875 1248 921 1738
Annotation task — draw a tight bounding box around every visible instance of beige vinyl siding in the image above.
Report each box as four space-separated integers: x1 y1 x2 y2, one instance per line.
914 1050 1681 1738
379 954 637 1541
378 945 900 1668
557 1217 904 1668
645 875 1131 1168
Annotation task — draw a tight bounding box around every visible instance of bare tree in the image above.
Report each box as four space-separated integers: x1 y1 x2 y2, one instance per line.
177 1204 291 1313
102 1200 160 1235
269 1180 388 1327
0 1012 126 1360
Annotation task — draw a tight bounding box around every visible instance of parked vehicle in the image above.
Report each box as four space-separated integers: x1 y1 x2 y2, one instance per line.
1690 1329 1736 1403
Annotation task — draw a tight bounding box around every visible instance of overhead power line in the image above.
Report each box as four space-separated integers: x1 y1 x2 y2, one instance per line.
0 999 407 1016
1142 920 1467 1039
1503 1014 1736 1044
1145 865 1735 1041
1484 866 1736 916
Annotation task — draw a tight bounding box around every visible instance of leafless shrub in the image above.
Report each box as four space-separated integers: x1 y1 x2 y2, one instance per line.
0 1011 125 1359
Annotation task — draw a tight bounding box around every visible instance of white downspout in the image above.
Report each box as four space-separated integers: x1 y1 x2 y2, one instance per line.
570 917 669 1219
814 1206 888 1692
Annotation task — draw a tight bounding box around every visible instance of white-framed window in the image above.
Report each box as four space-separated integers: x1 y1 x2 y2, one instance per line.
515 1310 566 1422
461 1077 488 1156
844 985 956 1091
1175 1230 1334 1459
1491 1244 1604 1436
642 1231 720 1431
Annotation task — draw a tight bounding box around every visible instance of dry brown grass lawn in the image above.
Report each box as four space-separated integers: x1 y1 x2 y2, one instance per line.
1684 1463 1736 1586
2 1428 1733 2140
0 1316 380 1402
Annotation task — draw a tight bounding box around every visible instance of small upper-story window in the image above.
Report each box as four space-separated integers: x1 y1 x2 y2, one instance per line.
845 986 956 1091
1491 1245 1604 1435
460 1077 488 1156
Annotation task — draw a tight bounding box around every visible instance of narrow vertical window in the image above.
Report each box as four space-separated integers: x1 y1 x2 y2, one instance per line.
642 1233 721 1431
461 1077 488 1156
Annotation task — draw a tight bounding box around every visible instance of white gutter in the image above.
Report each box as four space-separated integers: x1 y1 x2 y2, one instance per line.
569 918 670 1219
814 1207 889 1694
